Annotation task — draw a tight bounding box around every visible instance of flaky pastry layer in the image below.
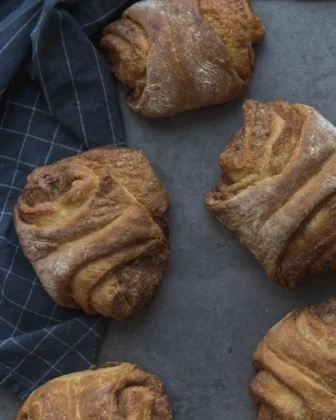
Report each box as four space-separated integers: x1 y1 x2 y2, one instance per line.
206 99 336 287
15 147 170 319
101 0 264 117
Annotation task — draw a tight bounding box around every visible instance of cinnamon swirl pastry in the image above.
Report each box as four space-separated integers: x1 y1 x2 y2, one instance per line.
16 362 172 420
206 99 336 287
100 0 264 117
14 147 170 319
250 300 336 420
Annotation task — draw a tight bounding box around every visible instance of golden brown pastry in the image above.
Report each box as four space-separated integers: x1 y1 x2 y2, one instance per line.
250 300 336 420
206 99 336 287
16 362 172 420
14 147 170 319
100 0 264 118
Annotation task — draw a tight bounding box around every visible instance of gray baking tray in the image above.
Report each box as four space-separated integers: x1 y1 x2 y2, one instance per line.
2 1 336 418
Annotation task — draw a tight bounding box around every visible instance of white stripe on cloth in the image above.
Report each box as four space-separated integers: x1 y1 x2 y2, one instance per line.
0 8 42 56
58 10 89 149
91 44 116 144
81 0 131 29
30 317 103 391
0 91 40 225
0 325 62 386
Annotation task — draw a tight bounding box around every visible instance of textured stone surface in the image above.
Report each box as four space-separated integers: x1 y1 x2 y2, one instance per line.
4 1 336 418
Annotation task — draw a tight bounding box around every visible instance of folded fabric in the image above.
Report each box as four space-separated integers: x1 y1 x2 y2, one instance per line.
0 0 134 400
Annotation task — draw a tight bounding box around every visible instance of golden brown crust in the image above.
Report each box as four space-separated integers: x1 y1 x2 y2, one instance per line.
250 300 336 420
14 147 170 319
206 99 336 287
100 0 264 118
16 363 172 420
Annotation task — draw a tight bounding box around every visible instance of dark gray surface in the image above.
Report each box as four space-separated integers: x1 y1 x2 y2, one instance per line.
2 1 336 418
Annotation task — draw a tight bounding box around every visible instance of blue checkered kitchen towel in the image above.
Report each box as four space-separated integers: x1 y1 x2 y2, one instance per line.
0 0 135 400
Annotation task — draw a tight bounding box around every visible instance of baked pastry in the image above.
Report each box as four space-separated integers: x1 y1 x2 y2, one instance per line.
14 147 170 319
250 300 336 419
16 362 172 419
100 0 264 118
206 99 336 287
